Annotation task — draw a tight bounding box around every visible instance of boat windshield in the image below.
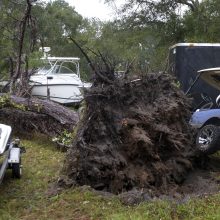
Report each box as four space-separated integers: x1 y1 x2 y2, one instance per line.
37 65 51 75
36 61 79 76
48 65 75 75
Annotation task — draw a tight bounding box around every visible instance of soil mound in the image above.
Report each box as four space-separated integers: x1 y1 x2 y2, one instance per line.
60 72 196 195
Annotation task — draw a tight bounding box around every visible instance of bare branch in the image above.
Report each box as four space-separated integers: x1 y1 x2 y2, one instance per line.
68 37 114 84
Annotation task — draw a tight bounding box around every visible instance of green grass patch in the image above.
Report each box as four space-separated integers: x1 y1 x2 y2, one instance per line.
1 135 220 219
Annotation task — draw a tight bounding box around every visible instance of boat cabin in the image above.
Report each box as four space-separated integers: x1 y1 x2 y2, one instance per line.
37 57 80 77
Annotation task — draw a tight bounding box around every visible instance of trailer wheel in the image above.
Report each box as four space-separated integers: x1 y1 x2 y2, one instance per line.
12 162 22 179
196 124 220 155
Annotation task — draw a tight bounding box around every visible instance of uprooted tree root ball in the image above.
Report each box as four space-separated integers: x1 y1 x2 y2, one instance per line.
60 72 196 195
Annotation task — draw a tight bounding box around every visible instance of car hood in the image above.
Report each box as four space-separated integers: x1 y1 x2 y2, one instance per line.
190 108 220 128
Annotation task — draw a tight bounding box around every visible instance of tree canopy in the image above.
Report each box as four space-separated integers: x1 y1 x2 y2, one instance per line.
1 0 220 82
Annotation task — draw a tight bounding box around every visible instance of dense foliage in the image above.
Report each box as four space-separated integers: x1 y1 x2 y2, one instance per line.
0 0 220 81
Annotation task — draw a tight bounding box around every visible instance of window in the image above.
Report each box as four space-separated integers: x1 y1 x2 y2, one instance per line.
58 66 74 74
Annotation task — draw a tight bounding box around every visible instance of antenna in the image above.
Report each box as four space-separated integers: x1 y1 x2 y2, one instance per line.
39 47 51 58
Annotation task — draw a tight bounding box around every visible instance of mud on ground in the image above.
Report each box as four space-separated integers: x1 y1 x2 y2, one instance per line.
117 154 220 204
179 155 220 196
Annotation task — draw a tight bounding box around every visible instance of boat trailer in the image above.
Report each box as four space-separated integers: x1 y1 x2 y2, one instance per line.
0 124 25 184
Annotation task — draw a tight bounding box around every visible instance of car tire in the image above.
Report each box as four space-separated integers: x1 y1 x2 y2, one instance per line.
196 124 220 155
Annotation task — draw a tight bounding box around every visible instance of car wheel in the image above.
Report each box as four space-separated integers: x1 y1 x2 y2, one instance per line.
196 124 220 155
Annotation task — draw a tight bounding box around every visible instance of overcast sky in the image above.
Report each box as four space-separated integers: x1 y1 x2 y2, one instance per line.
65 0 124 21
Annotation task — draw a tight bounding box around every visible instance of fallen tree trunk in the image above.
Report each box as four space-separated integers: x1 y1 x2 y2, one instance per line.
0 94 79 136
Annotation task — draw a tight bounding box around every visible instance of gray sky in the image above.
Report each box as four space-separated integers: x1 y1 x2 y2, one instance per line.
65 0 125 21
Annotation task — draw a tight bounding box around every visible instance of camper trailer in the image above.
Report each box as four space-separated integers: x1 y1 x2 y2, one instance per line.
169 43 220 108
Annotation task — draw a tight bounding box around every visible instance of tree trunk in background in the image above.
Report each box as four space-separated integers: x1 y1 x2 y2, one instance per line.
9 0 34 96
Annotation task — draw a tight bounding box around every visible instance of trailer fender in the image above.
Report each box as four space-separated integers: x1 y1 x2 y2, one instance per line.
8 148 20 164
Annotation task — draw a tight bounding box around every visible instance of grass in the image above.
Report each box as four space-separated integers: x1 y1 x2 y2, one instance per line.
1 135 220 219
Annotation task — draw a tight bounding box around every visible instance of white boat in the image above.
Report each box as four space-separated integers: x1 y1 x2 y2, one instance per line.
30 57 91 104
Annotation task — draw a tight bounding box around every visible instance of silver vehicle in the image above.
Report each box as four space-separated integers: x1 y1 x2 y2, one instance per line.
190 68 220 154
0 124 24 183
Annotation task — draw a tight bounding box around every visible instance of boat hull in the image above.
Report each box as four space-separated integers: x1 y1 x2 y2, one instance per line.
31 84 83 104
30 73 88 104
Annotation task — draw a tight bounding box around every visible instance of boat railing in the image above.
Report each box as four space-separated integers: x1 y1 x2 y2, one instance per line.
40 57 80 78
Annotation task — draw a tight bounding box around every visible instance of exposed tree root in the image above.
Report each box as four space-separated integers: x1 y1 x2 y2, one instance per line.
60 72 196 195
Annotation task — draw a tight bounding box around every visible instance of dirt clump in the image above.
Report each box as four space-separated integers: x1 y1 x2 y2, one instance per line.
60 72 196 196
